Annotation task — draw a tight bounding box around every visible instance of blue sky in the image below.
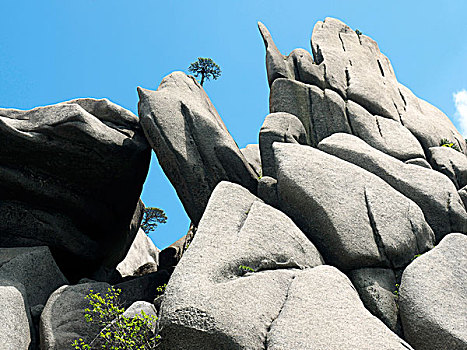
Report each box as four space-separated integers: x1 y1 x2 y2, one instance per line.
1 1 466 249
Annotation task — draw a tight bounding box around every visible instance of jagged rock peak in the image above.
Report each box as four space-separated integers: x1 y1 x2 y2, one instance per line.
260 18 466 154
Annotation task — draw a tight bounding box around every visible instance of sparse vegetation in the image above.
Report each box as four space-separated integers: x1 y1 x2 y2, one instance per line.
72 287 159 350
238 265 255 274
440 138 461 152
355 29 362 36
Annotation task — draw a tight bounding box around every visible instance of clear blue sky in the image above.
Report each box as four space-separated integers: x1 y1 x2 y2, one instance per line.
1 1 466 249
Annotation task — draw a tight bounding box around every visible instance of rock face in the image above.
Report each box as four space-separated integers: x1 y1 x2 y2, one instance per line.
116 228 160 278
399 233 467 350
0 99 150 280
273 142 434 270
259 18 466 156
0 246 68 307
40 282 111 350
428 146 467 189
259 112 307 177
348 268 399 333
266 266 412 350
158 181 323 350
138 72 258 224
0 279 32 350
240 144 262 177
318 133 467 241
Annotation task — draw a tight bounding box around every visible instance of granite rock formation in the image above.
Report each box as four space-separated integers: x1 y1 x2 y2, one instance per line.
0 98 150 280
1 16 466 350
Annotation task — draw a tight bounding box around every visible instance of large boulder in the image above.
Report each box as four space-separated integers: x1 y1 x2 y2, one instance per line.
273 142 434 270
138 72 257 224
158 181 323 349
318 133 467 241
0 98 150 280
266 266 412 350
259 18 466 156
259 112 307 178
40 282 111 350
399 233 467 350
0 279 33 350
0 246 68 307
428 146 467 189
116 228 160 278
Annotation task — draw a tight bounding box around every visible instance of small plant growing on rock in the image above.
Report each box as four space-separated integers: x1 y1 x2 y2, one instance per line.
72 287 160 349
393 283 400 299
355 29 362 36
156 283 167 295
439 138 461 152
238 265 255 274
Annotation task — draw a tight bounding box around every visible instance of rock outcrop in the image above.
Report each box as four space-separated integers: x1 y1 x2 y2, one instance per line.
1 15 466 350
259 18 466 156
399 233 467 350
0 99 150 280
116 228 160 278
259 112 307 178
273 142 434 270
318 133 467 241
158 181 323 349
428 146 467 189
138 72 258 225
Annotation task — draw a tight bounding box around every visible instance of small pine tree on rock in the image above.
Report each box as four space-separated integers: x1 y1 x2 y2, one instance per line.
188 57 221 86
141 207 167 235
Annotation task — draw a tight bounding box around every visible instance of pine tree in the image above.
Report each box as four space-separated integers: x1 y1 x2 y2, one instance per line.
188 57 221 86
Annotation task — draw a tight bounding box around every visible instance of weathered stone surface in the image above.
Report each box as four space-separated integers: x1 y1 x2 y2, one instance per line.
259 112 307 177
318 133 467 241
346 100 425 161
270 78 352 146
158 181 323 350
158 224 195 272
428 146 467 189
400 233 467 350
260 18 466 157
0 246 68 306
399 84 466 154
240 144 262 177
0 279 32 350
405 158 432 169
116 229 160 278
459 186 467 209
274 142 434 270
266 266 412 350
348 268 399 334
40 282 110 350
257 176 278 207
0 99 150 279
138 72 257 225
258 22 325 89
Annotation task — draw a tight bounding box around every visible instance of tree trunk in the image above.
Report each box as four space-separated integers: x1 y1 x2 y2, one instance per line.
200 73 205 86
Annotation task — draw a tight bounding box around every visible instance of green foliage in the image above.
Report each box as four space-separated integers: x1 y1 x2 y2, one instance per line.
141 207 167 235
238 265 255 274
188 57 222 86
355 29 362 36
439 138 461 152
393 283 400 299
412 253 422 261
72 287 160 350
156 284 167 295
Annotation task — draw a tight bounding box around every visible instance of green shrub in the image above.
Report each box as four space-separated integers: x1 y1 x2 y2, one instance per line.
72 287 159 349
439 138 461 152
238 265 255 274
